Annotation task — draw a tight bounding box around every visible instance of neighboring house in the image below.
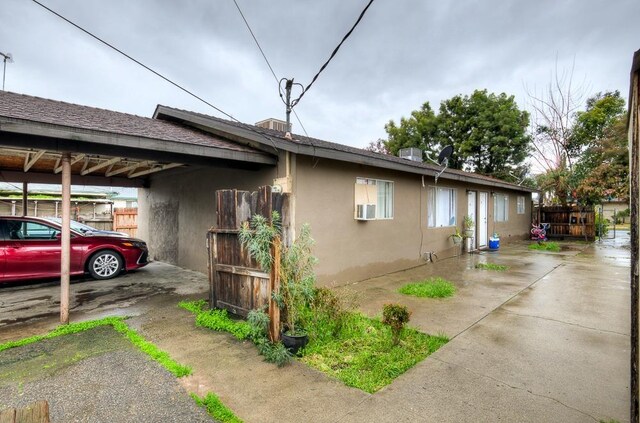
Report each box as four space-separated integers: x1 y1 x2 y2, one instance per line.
0 91 534 286
139 108 535 284
0 186 113 222
599 199 630 223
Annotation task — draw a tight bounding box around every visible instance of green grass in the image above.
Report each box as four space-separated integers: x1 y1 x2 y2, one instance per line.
302 312 448 393
528 241 561 252
192 393 243 423
0 316 191 377
398 277 456 298
181 299 449 393
178 300 252 340
475 262 509 271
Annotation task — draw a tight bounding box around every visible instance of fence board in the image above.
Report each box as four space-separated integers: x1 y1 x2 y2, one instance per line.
207 186 289 320
540 206 595 240
113 208 138 237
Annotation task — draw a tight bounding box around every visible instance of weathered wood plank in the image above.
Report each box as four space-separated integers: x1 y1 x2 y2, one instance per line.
269 236 281 342
8 400 50 423
0 408 16 423
214 264 269 278
216 300 250 317
209 233 219 309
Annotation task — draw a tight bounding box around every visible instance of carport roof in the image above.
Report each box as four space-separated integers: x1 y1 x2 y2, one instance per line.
0 91 262 153
0 92 276 186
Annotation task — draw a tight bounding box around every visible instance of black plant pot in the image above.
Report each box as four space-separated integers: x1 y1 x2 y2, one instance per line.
281 331 309 355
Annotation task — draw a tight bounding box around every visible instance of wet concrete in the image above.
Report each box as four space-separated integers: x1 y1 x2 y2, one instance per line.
0 262 208 342
0 237 630 422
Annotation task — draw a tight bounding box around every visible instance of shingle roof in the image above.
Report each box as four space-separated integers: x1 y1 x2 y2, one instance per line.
0 91 256 153
156 105 535 192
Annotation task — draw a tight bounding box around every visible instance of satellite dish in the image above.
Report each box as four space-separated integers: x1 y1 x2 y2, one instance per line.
437 145 453 165
434 145 453 184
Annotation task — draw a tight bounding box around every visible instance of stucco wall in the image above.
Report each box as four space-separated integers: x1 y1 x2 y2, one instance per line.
138 165 277 273
293 155 531 285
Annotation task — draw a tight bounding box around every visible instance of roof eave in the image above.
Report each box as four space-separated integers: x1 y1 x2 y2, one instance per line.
154 106 536 193
0 116 276 166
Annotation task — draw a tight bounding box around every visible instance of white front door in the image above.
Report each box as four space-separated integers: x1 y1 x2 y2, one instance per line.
478 192 488 247
467 191 477 250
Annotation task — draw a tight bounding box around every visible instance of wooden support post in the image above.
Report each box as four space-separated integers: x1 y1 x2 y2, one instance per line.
22 182 27 216
629 51 640 423
269 236 281 342
60 152 71 325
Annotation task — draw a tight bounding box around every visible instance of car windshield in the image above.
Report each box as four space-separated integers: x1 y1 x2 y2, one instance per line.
42 217 99 234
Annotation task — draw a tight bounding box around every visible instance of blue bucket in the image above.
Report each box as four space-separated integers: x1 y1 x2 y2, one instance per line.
489 237 500 250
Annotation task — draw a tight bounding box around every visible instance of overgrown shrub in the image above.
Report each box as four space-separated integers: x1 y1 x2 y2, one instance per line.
382 304 411 346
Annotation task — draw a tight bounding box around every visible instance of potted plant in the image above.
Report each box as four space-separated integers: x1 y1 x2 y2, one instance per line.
239 212 317 354
450 228 463 245
463 215 475 238
277 224 317 353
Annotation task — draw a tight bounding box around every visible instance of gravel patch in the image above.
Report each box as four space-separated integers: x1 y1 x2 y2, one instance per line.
0 328 214 423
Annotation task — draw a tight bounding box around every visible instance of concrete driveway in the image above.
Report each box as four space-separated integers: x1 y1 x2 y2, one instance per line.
0 235 631 422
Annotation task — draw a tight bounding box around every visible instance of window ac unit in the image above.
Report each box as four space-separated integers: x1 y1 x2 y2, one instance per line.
356 203 376 220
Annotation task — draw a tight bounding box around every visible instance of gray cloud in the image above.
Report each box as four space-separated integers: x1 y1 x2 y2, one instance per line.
1 0 638 148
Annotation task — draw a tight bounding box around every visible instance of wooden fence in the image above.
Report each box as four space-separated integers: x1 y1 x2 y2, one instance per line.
540 206 595 240
113 208 138 237
207 186 289 320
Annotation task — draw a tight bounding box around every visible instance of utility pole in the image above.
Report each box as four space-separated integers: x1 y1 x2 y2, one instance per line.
0 52 13 91
284 79 293 133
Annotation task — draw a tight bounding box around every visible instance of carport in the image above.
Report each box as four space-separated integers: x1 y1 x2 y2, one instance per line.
0 91 276 324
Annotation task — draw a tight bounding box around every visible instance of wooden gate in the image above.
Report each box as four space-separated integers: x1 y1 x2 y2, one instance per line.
207 186 289 317
540 206 595 240
113 208 138 237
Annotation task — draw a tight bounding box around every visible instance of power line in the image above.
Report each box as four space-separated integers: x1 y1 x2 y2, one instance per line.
231 0 310 137
291 0 375 108
30 0 281 152
231 0 278 84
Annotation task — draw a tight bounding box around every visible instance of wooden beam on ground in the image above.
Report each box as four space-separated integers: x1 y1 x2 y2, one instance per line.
23 149 45 172
60 152 71 325
0 400 50 423
80 156 121 175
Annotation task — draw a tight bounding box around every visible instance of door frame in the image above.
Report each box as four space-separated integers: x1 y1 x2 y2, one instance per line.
478 192 489 248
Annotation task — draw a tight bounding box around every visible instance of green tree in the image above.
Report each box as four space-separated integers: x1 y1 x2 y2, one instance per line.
573 115 629 204
384 102 439 158
436 90 531 179
383 90 531 181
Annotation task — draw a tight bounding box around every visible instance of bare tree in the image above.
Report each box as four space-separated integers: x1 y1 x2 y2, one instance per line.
526 61 587 205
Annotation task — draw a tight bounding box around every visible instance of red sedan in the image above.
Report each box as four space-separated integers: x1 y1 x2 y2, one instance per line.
0 216 149 283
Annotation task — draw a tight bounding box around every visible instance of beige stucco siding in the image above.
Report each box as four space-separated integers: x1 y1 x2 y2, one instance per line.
293 155 531 285
138 165 277 273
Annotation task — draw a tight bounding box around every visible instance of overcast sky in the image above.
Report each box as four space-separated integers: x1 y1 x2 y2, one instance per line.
1 0 638 150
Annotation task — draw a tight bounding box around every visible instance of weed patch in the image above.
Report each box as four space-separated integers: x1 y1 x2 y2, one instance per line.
399 277 456 298
302 311 448 393
528 241 561 252
192 392 243 423
475 262 509 271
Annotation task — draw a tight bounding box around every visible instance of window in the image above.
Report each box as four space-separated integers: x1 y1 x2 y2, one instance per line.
427 186 456 227
517 196 525 214
354 178 394 219
494 194 509 222
7 220 59 240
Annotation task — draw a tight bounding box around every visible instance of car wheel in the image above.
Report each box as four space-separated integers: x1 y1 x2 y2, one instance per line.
88 250 123 280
